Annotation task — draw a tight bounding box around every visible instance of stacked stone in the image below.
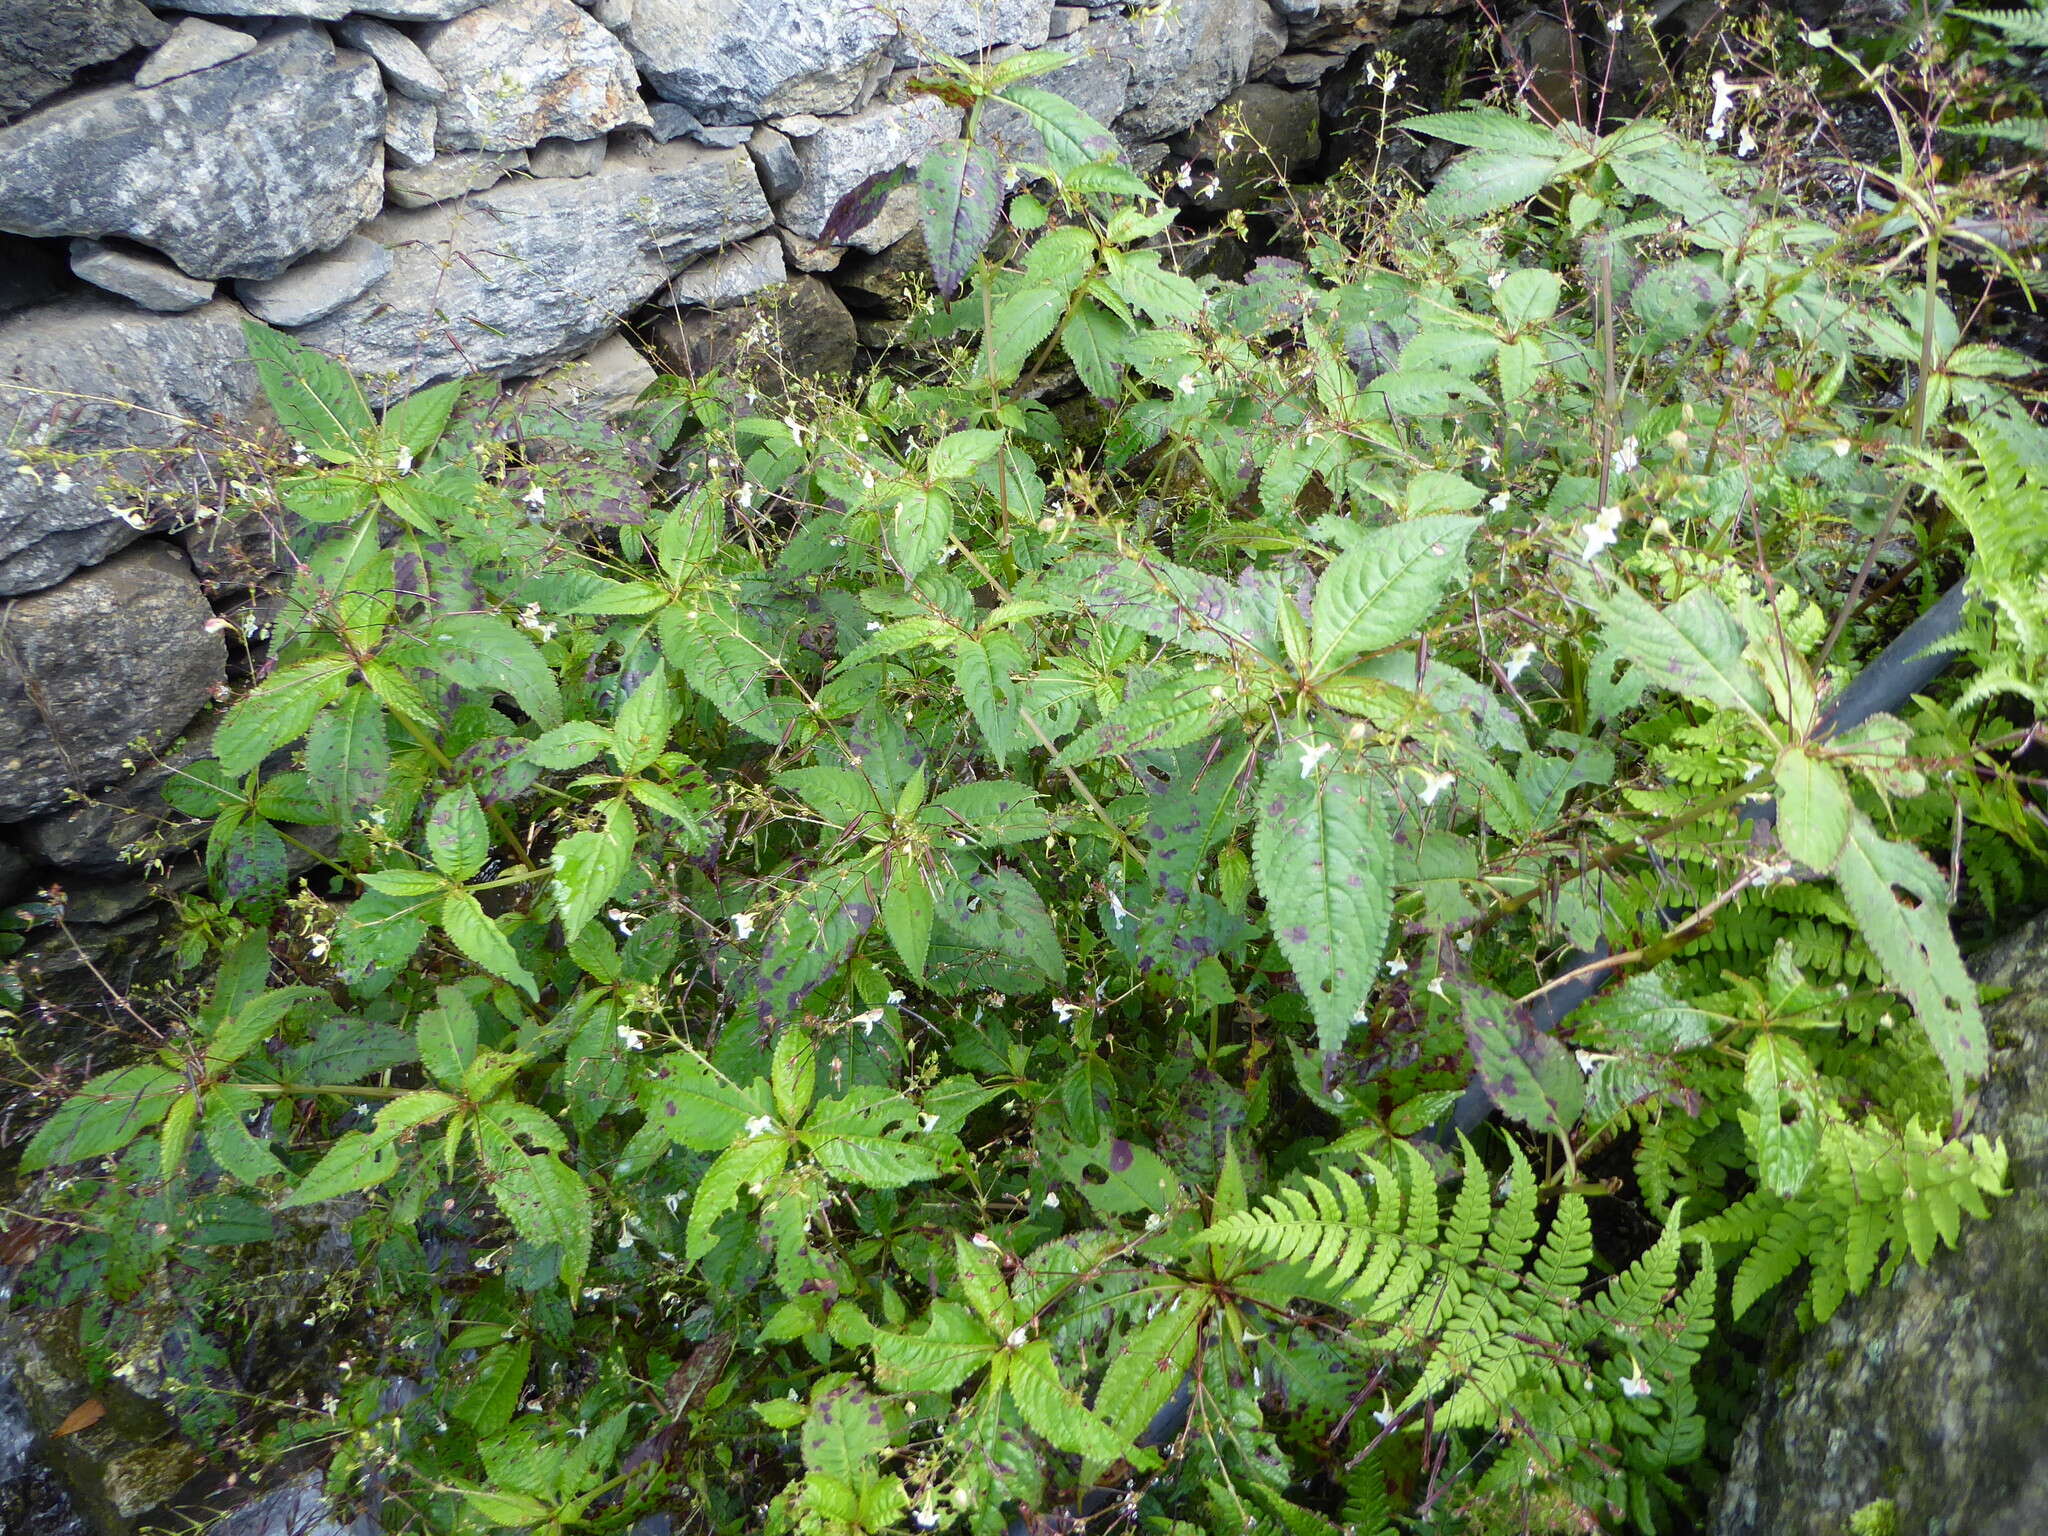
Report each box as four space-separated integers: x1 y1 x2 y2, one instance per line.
0 0 1414 978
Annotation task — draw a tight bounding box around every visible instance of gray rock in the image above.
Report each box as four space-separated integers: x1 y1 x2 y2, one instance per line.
1250 3 1289 76
1048 7 1087 39
665 232 786 308
0 542 226 823
236 234 395 326
688 123 754 149
170 1 491 19
68 239 216 311
772 112 825 138
385 148 525 207
384 92 438 168
16 717 224 875
1263 50 1349 87
529 134 609 177
648 101 703 141
293 139 771 402
517 332 657 420
336 16 450 102
776 226 844 273
649 273 857 387
0 0 166 125
834 223 931 318
133 17 257 89
892 0 1053 62
422 0 650 152
1119 0 1275 141
1709 910 2048 1536
613 0 898 121
1280 0 1397 50
207 1472 355 1536
776 95 963 250
982 20 1132 167
747 125 801 200
0 28 383 281
0 297 265 596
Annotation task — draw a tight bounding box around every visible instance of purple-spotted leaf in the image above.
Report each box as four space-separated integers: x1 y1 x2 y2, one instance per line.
1251 747 1391 1052
919 139 1003 297
1459 983 1584 1136
821 163 916 245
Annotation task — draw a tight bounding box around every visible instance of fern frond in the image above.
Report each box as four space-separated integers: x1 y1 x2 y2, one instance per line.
1955 3 2048 48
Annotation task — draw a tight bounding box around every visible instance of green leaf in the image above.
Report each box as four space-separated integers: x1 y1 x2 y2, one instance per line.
984 286 1068 384
1251 752 1391 1052
417 988 480 1087
953 635 1027 768
872 1301 998 1392
281 1129 402 1207
1835 813 1987 1106
1578 578 1773 722
1426 151 1569 218
659 598 796 746
612 661 676 776
927 428 1006 480
454 1340 531 1434
1093 1295 1203 1453
997 86 1118 172
1493 268 1562 328
772 1028 816 1124
883 858 934 983
202 1089 288 1183
641 1052 765 1152
686 1135 788 1264
527 721 615 771
919 139 1004 298
1310 515 1479 670
550 799 636 942
1061 297 1128 400
813 1131 944 1189
1460 984 1584 1136
1403 109 1563 153
426 786 490 882
381 378 464 458
1055 669 1232 768
423 613 564 729
207 985 323 1069
359 868 447 898
241 321 373 463
1744 1035 1822 1197
1775 746 1852 872
733 859 883 1032
1105 249 1202 324
801 1380 896 1485
440 889 539 1000
888 484 953 578
214 658 353 776
22 1065 184 1171
1006 1339 1125 1461
491 1145 594 1298
304 690 390 821
922 781 1049 844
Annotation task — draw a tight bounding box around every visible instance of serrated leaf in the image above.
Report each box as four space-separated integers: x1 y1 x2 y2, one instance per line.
1310 515 1479 670
425 786 489 882
281 1130 402 1207
686 1135 788 1264
922 781 1049 844
1252 752 1390 1051
872 1301 999 1393
22 1065 184 1172
1403 109 1563 154
440 889 538 1000
641 1052 765 1152
304 690 390 821
1093 1296 1202 1452
550 799 635 943
1835 813 1987 1106
884 858 934 983
821 163 916 245
454 1341 530 1434
984 286 1068 384
997 86 1118 172
381 378 464 458
1460 984 1584 1136
423 613 563 729
1493 268 1562 328
1061 297 1127 400
489 1142 593 1298
1055 670 1232 769
242 321 373 463
801 1380 895 1484
1006 1339 1125 1461
215 658 353 776
1426 151 1568 218
1744 1036 1821 1196
612 661 676 776
888 484 953 578
1775 746 1851 872
926 428 1005 480
1577 578 1773 721
733 859 883 1032
919 140 1004 298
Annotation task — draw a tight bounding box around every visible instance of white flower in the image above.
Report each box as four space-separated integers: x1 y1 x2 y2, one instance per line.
1417 769 1455 806
1580 503 1624 561
1607 8 1626 31
743 1114 776 1138
1619 1362 1654 1399
116 508 149 530
864 620 882 632
522 485 547 510
913 1510 940 1531
920 1113 940 1133
1504 642 1539 682
1737 126 1757 158
308 933 331 961
1042 1190 1060 1209
971 1232 998 1251
517 603 557 642
1051 998 1080 1024
1177 373 1201 395
1610 435 1640 475
1198 175 1220 201
1385 957 1408 976
1488 490 1510 513
1175 161 1194 189
1707 69 1739 143
51 471 74 494
1427 976 1448 999
1006 1327 1029 1348
849 1006 884 1035
609 907 642 935
732 911 756 941
1105 888 1131 928
1488 269 1507 291
394 447 413 476
616 1023 647 1051
1298 740 1336 778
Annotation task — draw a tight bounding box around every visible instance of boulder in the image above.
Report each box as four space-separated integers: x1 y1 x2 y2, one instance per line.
133 17 256 89
611 0 898 121
236 234 394 327
16 717 223 876
335 16 450 103
1278 0 1397 50
1184 83 1320 210
68 239 216 311
0 27 383 281
529 135 609 177
747 125 802 200
0 542 226 824
422 0 650 152
0 0 166 126
648 273 858 386
385 148 525 208
892 0 1054 62
1119 0 1279 141
665 233 787 309
775 95 964 251
1709 909 2048 1536
0 297 264 596
293 139 771 402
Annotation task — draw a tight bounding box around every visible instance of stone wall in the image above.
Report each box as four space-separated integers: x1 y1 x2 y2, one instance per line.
0 0 1449 991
